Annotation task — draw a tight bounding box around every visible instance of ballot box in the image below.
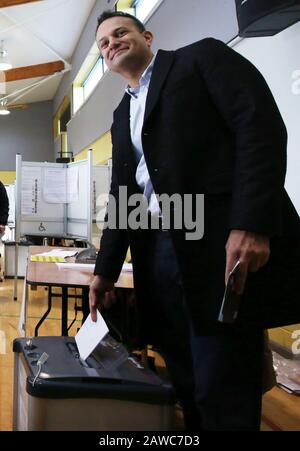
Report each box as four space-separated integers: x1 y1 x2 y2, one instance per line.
13 336 175 431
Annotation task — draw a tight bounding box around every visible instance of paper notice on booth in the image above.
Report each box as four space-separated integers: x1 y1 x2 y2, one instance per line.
75 311 109 361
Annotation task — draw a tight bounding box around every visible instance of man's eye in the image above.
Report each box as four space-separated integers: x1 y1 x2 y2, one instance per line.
117 30 127 37
101 42 108 49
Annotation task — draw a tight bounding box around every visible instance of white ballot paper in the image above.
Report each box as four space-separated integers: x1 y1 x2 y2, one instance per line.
75 311 109 361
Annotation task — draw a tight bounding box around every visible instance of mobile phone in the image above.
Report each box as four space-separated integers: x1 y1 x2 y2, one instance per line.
218 261 242 324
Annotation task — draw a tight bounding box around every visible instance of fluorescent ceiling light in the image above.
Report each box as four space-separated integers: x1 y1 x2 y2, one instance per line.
0 62 12 71
0 108 11 115
0 99 11 115
0 40 12 71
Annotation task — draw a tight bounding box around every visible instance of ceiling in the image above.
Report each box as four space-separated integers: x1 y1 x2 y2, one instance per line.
0 0 96 107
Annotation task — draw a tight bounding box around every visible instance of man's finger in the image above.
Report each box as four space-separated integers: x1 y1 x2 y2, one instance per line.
233 262 248 295
89 290 98 322
225 252 238 285
248 257 261 273
248 252 270 272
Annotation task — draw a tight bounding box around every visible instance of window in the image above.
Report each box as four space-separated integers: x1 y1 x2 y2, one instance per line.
133 0 162 22
72 43 107 114
83 58 105 100
116 0 135 14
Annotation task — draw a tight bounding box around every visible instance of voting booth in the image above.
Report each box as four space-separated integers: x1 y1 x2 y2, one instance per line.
14 152 111 246
13 153 93 297
15 152 93 241
9 150 111 299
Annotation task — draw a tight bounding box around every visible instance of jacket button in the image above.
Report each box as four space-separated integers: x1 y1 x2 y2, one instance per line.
154 168 159 172
124 163 128 167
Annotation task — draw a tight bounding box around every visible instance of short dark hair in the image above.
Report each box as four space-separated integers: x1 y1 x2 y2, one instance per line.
96 10 146 34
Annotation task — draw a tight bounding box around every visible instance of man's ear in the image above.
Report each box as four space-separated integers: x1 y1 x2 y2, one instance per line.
143 30 153 48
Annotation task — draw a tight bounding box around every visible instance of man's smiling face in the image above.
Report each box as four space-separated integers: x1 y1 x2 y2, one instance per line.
96 16 153 75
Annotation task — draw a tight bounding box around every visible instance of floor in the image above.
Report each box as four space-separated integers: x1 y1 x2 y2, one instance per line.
0 279 300 431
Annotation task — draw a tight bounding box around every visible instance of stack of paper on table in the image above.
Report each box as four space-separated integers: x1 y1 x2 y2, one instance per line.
30 249 78 263
54 258 132 272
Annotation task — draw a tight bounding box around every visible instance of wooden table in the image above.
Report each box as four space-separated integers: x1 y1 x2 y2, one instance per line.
25 246 133 336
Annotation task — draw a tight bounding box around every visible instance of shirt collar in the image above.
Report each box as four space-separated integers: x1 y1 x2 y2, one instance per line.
126 53 156 98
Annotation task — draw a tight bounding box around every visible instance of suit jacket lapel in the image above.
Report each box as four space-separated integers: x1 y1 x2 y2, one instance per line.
114 92 130 133
144 49 175 124
114 93 137 173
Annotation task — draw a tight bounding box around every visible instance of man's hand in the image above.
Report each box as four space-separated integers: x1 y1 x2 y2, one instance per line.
89 275 115 322
225 230 270 295
0 225 6 236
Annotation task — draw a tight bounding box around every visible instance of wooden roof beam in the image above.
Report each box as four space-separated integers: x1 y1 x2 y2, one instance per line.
0 0 41 8
4 60 65 82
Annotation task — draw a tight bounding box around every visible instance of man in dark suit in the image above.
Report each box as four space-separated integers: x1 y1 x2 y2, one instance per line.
0 181 9 236
90 11 300 430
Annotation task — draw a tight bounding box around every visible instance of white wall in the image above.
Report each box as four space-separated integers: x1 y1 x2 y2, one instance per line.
0 101 53 170
147 0 237 51
232 21 300 214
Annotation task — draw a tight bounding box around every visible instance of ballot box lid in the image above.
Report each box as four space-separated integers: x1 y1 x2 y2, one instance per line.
13 337 175 404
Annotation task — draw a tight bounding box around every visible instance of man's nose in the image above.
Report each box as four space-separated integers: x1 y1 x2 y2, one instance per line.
108 37 120 49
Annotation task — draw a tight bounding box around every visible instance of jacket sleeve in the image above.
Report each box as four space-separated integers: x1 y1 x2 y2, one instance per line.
0 181 9 226
94 131 129 282
194 38 287 237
